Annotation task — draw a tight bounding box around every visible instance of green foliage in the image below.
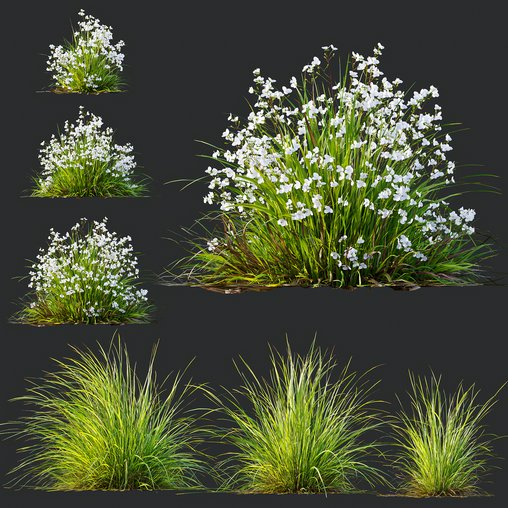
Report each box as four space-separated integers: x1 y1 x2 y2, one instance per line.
391 373 503 497
4 340 206 490
209 342 385 494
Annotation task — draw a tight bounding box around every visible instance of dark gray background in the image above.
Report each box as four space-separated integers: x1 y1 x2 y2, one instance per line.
1 0 507 506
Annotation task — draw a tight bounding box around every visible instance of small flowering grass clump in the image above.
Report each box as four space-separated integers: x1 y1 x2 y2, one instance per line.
208 342 385 494
391 373 503 497
32 107 147 197
14 218 153 325
3 340 206 490
46 10 125 93
171 44 493 290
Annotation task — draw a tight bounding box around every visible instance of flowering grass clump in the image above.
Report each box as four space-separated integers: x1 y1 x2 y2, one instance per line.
3 340 206 490
31 107 147 197
14 218 153 325
172 44 493 290
46 10 125 93
208 342 385 494
391 373 503 497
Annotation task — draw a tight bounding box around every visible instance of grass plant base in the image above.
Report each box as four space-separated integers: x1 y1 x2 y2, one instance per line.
11 318 152 327
381 493 492 498
196 282 423 293
38 88 125 95
172 279 492 293
25 195 146 199
229 488 373 496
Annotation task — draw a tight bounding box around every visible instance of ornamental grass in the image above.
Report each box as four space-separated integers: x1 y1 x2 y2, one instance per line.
3 340 206 490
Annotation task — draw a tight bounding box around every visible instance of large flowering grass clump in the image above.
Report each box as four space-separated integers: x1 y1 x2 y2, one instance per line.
208 343 385 494
32 107 146 197
391 373 503 497
173 44 492 290
46 10 125 93
4 340 206 490
15 218 153 325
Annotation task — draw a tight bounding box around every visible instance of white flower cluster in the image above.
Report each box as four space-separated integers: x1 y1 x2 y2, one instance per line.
203 44 477 268
28 218 148 318
46 10 125 90
38 107 137 191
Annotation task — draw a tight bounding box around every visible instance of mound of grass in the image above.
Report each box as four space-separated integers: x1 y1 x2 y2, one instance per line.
209 342 385 494
31 107 147 198
46 10 125 94
13 218 153 325
4 340 205 490
169 44 494 290
391 372 503 497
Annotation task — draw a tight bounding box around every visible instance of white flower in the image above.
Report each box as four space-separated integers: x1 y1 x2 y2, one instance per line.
345 247 358 261
207 237 220 251
312 194 323 210
302 56 321 73
413 251 428 261
397 234 412 251
278 219 288 227
393 186 410 202
459 207 475 223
